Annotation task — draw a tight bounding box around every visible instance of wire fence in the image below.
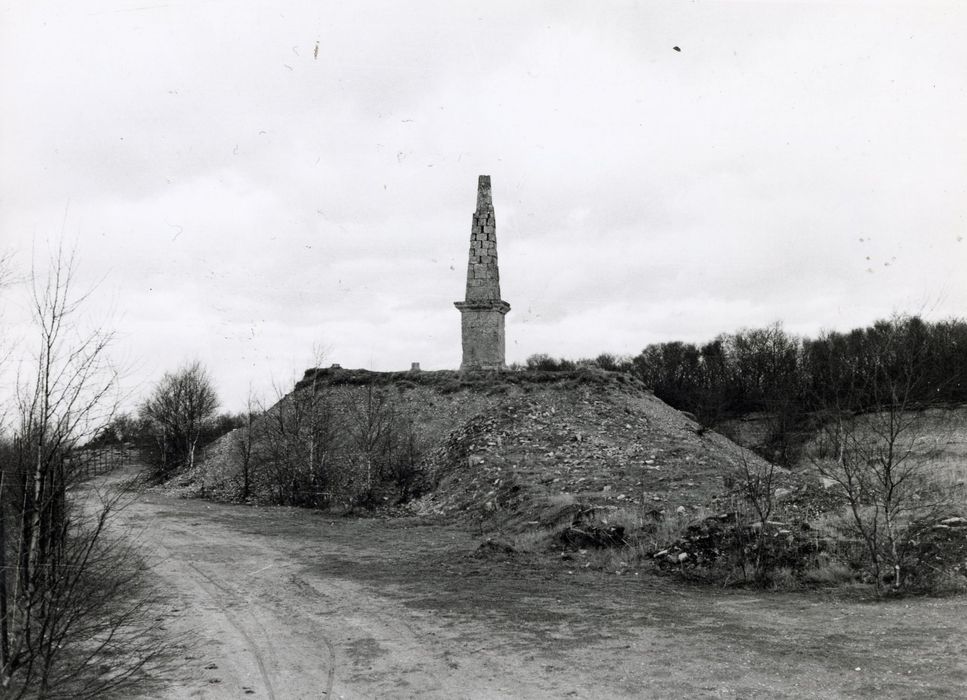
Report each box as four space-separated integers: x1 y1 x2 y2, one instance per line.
65 446 129 481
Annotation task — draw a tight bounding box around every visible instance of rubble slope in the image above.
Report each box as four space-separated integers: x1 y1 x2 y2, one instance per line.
416 375 772 529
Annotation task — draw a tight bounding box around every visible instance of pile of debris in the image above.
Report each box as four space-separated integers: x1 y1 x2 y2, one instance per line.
652 513 821 572
418 381 775 532
905 516 967 588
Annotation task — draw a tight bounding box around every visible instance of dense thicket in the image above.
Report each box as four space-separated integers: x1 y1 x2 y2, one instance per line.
190 380 428 509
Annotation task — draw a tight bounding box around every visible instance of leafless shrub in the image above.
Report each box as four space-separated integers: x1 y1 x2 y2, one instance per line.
254 377 344 507
811 321 960 594
1 246 164 697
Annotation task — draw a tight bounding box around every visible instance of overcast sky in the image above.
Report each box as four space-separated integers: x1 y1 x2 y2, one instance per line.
2 1 965 412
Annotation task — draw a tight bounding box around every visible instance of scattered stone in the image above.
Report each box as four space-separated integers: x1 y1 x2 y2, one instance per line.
473 538 516 559
561 523 626 548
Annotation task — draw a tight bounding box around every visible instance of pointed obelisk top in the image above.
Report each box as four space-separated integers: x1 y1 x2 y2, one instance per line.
476 175 493 212
462 175 503 303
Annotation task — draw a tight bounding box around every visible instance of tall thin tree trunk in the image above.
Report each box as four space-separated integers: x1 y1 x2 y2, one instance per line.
0 472 9 669
243 410 252 501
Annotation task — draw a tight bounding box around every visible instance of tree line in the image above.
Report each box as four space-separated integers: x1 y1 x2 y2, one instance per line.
627 315 966 416
526 315 967 462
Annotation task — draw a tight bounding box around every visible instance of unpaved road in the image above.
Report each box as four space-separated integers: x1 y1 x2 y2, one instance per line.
116 479 967 699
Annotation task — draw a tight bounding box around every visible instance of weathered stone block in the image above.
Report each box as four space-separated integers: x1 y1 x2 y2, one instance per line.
457 305 508 369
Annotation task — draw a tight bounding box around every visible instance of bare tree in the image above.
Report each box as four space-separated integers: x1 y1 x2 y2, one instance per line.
140 361 219 479
231 389 257 501
255 380 342 507
347 385 394 497
731 451 778 585
811 317 953 593
0 246 162 697
382 413 426 502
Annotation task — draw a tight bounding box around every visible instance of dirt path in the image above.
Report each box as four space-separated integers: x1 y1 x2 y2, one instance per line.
115 480 967 699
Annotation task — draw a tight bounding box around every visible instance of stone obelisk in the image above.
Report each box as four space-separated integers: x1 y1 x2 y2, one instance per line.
454 175 511 370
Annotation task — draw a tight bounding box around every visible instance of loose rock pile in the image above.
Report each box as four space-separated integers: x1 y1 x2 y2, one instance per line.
420 381 774 531
905 516 967 588
652 513 821 576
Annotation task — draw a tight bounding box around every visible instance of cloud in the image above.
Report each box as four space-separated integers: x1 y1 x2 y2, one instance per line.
1 1 965 411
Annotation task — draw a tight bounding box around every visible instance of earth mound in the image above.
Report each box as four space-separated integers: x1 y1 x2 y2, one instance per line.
415 374 775 531
195 367 779 530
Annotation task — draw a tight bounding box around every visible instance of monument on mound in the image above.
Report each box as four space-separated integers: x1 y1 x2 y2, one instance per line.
454 175 511 370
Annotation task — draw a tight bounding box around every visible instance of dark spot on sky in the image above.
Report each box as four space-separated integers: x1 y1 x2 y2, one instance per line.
673 46 681 52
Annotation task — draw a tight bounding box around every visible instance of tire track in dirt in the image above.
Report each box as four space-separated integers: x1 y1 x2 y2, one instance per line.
131 497 590 698
321 627 336 699
132 511 340 699
143 534 281 699
280 569 457 697
231 568 339 698
285 574 337 698
184 561 277 700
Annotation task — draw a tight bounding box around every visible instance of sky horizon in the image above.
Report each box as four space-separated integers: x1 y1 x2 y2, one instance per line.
2 1 965 413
